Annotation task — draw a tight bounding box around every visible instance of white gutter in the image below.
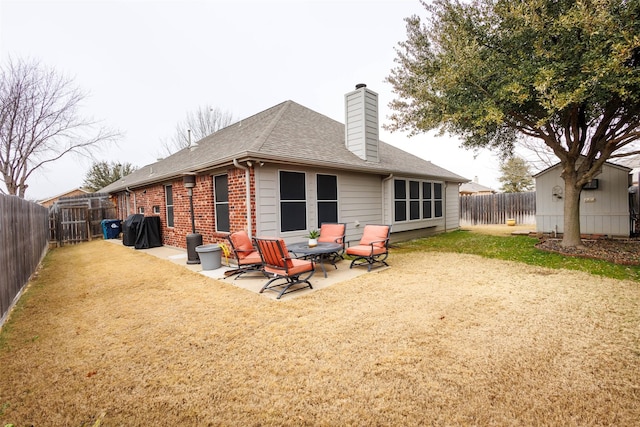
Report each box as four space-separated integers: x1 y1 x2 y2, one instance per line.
233 159 252 237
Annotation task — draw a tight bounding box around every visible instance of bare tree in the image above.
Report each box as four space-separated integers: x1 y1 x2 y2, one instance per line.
0 57 119 198
159 105 235 156
517 137 557 172
517 137 640 175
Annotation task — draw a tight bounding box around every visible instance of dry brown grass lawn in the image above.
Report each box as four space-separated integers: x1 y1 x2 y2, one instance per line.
1 238 639 426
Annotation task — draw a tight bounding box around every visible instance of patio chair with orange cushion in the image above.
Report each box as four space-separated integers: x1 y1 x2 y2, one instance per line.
225 230 264 279
345 224 391 271
318 222 346 264
254 237 314 299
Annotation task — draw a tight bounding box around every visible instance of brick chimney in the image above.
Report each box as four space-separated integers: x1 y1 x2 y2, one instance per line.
344 83 379 162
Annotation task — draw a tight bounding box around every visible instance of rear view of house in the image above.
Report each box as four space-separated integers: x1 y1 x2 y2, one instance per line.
101 85 468 249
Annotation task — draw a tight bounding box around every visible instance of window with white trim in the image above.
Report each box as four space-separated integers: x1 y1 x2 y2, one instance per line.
280 171 306 232
433 182 443 218
394 179 443 222
165 185 174 227
394 179 407 221
214 174 229 232
317 174 338 228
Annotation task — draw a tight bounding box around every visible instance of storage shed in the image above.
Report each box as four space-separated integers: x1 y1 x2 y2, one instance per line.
534 160 633 237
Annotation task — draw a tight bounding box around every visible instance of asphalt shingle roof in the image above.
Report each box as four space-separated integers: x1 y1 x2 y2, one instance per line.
459 181 495 194
101 100 467 193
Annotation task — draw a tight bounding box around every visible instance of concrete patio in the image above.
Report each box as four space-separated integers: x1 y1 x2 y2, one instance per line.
108 239 373 301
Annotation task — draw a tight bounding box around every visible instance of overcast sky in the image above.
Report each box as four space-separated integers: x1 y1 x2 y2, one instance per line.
1 0 503 200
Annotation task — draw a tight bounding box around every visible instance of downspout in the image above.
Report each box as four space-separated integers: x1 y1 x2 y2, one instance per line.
126 187 136 215
233 159 252 237
382 174 393 225
444 182 448 232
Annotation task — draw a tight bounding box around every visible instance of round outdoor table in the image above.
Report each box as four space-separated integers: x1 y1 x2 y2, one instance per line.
288 242 342 278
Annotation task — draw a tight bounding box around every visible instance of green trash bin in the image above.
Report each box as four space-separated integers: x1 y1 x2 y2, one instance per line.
195 244 222 270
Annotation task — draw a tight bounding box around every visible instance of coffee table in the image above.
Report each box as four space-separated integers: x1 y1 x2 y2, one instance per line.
288 241 343 278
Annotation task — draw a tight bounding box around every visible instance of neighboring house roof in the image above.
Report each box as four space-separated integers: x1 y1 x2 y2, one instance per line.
459 181 496 195
38 187 91 207
101 100 467 193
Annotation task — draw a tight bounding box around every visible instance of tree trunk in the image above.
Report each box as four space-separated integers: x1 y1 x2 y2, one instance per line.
562 179 583 247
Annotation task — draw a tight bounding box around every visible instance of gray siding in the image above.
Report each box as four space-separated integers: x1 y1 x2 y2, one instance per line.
344 86 379 163
445 182 460 231
337 172 383 244
255 166 461 244
255 166 382 244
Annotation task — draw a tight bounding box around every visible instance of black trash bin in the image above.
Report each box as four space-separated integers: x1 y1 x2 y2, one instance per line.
101 219 122 239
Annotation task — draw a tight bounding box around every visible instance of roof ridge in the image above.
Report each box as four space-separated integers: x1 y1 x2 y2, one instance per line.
250 100 292 151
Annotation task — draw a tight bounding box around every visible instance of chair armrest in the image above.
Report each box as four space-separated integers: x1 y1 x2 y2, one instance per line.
365 239 389 254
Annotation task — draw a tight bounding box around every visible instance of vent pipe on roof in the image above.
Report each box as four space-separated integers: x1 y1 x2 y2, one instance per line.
345 83 379 163
188 129 198 151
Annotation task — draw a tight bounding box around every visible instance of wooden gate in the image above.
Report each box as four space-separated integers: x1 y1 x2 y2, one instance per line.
58 206 90 244
49 193 117 246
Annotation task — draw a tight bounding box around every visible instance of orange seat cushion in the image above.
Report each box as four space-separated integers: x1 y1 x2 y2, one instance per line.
238 251 262 266
359 225 389 248
230 231 254 260
264 258 313 276
346 245 387 257
318 223 345 244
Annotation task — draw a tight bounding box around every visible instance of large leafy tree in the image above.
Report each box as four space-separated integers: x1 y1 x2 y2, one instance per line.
82 161 137 192
499 156 534 193
0 57 119 198
387 0 640 247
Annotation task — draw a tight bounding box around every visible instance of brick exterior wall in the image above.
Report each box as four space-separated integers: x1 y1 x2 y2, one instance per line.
113 166 256 251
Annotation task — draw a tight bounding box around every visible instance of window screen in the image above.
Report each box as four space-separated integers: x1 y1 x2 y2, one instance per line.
165 185 174 227
214 174 229 232
317 174 338 227
280 171 306 232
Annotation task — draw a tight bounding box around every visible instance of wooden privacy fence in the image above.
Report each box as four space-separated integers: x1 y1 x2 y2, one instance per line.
1 194 49 327
460 192 536 225
49 193 117 246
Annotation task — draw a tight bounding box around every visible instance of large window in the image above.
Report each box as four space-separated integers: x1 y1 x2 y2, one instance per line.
394 179 407 222
434 182 443 218
317 174 338 227
280 171 306 232
394 179 443 222
214 174 229 232
409 180 420 220
165 185 174 227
